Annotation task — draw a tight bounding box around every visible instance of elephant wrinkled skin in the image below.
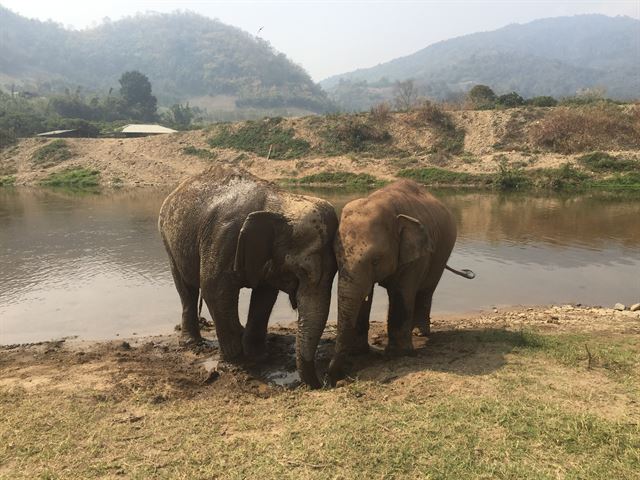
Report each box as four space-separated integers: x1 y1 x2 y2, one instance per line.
329 180 471 384
158 166 338 388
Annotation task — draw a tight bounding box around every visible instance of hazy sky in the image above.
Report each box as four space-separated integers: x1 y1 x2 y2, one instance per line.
3 1 639 80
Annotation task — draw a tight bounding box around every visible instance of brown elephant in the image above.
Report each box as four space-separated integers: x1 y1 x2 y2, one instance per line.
328 179 473 384
158 166 338 388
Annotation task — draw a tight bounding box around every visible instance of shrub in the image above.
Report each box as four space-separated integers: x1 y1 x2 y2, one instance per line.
467 85 496 109
31 139 73 167
527 96 558 107
529 104 640 153
182 145 216 160
208 118 309 159
369 102 391 124
0 175 16 187
409 101 465 155
494 157 530 190
321 117 391 155
577 152 639 172
496 92 525 108
533 164 590 191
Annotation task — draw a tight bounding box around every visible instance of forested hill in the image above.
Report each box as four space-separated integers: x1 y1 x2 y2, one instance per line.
0 7 331 113
322 15 640 109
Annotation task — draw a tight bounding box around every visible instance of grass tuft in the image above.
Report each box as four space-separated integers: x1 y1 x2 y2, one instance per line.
578 152 639 173
31 139 73 167
283 171 386 189
40 167 100 188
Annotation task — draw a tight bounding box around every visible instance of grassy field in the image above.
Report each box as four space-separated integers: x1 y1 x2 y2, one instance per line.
1 306 638 479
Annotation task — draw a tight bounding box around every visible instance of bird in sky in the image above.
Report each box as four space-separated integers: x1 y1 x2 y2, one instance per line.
257 26 264 35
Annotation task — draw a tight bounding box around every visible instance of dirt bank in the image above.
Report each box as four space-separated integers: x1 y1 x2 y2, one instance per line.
1 107 638 188
2 305 639 478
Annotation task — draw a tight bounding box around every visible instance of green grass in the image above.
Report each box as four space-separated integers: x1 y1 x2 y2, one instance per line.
0 175 15 186
578 152 639 172
40 167 100 188
31 139 73 167
182 145 217 160
283 171 386 189
209 118 310 159
531 163 591 191
397 167 489 186
320 117 394 156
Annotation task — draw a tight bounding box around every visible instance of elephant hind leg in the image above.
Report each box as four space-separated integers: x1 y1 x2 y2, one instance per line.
167 256 201 342
243 286 279 360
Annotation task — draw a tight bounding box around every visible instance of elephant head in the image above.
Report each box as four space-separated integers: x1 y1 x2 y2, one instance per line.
234 201 338 389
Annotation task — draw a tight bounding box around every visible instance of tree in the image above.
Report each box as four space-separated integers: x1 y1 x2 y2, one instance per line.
467 84 496 109
118 71 157 121
393 79 418 111
167 103 194 129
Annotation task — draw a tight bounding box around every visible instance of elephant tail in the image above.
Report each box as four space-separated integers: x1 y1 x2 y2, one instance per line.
445 265 476 279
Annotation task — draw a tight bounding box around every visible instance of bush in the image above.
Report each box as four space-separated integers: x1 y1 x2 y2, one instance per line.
31 139 73 167
577 152 639 172
209 118 310 159
529 104 640 153
182 145 216 159
369 102 391 124
321 116 391 155
533 164 590 191
409 101 465 155
494 157 530 190
467 85 496 109
496 92 525 108
527 96 558 107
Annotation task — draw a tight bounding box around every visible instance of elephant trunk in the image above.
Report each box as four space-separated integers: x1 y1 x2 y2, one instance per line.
328 276 369 385
295 280 332 389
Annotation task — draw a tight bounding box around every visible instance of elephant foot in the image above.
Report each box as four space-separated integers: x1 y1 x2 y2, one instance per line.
412 325 430 337
219 335 244 361
385 344 416 357
242 338 268 363
350 339 370 356
297 358 322 389
179 331 203 346
327 355 347 387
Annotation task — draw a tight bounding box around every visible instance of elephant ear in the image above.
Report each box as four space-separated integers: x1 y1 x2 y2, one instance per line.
234 211 291 288
397 214 434 266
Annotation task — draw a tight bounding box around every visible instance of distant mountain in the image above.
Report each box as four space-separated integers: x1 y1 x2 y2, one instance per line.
0 7 331 114
322 15 640 109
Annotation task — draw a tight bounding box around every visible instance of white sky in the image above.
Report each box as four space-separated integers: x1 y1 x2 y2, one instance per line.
3 1 639 81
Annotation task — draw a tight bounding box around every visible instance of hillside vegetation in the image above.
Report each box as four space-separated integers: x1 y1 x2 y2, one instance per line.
0 7 331 116
2 102 639 191
323 15 640 110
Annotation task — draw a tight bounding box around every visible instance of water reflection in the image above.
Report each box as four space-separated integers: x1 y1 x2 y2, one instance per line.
1 187 639 344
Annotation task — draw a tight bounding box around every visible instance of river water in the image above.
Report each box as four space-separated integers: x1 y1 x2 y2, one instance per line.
1 187 639 345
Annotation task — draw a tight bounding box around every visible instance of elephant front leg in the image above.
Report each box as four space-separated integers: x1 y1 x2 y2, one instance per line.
202 279 244 360
167 257 202 343
386 289 415 356
413 289 433 337
353 286 374 355
243 286 279 360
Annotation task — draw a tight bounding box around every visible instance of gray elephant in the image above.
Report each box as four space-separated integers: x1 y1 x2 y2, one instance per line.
158 166 338 388
328 180 473 384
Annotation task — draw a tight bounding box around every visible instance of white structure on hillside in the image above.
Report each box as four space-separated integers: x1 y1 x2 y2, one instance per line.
121 124 177 136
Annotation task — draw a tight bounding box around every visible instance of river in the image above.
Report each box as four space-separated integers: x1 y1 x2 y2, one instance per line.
1 187 639 344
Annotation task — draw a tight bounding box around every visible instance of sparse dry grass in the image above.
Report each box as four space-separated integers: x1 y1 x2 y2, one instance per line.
529 104 640 153
1 307 639 479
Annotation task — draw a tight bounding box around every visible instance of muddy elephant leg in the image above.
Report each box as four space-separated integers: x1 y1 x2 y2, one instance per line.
353 286 374 355
386 288 415 356
202 279 244 360
167 257 202 342
413 289 434 337
243 286 279 360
